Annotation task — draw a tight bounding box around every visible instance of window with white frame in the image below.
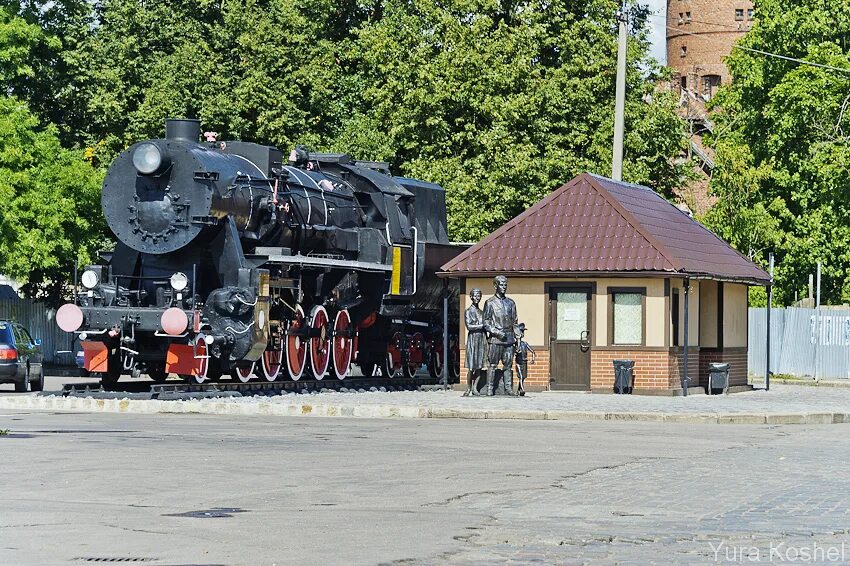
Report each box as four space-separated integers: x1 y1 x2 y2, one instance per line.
613 292 643 345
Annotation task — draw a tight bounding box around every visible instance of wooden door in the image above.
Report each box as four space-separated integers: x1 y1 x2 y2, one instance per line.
549 287 592 390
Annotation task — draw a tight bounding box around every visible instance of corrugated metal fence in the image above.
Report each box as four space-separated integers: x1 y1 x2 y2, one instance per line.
749 307 850 379
0 299 77 365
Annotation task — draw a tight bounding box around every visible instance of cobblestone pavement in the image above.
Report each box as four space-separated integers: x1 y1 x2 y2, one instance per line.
3 408 850 565
441 430 850 564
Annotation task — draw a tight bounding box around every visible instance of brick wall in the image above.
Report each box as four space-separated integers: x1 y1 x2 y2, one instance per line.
666 0 753 87
591 348 700 392
459 345 749 393
669 347 702 391
699 348 748 388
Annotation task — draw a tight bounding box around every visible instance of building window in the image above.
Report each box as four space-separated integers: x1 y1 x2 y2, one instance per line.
672 289 680 347
612 291 644 345
680 45 688 57
685 11 692 23
747 8 754 19
680 75 687 90
702 74 721 100
735 8 744 20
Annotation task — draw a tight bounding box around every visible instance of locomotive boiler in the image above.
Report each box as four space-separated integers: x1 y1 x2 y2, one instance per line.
56 119 464 386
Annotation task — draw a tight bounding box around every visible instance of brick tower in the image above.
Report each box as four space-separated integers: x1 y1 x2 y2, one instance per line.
666 0 754 100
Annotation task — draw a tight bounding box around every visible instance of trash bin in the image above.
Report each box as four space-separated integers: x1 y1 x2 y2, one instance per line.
708 362 730 395
613 360 635 394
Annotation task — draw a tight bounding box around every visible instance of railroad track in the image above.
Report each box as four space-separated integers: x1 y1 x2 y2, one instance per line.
47 377 449 401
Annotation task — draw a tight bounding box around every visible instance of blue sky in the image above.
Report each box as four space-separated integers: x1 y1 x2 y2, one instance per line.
647 0 667 65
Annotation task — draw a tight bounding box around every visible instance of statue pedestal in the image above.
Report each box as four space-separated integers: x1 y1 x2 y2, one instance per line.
473 369 514 396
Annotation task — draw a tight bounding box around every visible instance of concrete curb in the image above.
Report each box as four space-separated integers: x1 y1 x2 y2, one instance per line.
2 394 850 425
750 378 850 389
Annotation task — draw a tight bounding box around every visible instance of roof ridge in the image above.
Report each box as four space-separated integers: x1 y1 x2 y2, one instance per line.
440 175 586 272
586 175 683 272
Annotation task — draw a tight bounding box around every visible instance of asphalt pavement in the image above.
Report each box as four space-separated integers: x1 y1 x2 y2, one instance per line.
3 409 850 564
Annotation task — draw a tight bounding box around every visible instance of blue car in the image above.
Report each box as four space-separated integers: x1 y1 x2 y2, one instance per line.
0 321 44 392
75 347 89 377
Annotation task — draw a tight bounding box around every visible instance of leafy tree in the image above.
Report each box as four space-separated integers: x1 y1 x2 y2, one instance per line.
333 0 688 240
0 1 93 142
54 0 687 242
705 0 850 305
0 8 105 303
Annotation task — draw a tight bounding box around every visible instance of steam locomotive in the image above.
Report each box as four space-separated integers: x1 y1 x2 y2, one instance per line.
56 119 464 386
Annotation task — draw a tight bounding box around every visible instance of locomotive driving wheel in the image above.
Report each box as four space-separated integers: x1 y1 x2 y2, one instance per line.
331 309 353 380
383 332 402 378
232 362 255 383
403 332 424 379
427 344 443 381
286 305 307 381
261 337 284 382
309 305 330 380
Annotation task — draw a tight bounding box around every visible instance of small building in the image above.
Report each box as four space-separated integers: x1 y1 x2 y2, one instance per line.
439 173 770 395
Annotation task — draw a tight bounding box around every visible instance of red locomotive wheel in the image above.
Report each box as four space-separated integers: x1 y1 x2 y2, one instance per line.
309 305 330 380
332 309 353 380
384 332 403 378
182 339 209 384
427 344 443 380
233 362 255 383
261 340 283 382
286 305 307 381
403 332 424 379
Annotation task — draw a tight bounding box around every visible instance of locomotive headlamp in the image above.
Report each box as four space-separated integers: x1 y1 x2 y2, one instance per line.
170 272 189 292
132 142 169 175
81 269 99 290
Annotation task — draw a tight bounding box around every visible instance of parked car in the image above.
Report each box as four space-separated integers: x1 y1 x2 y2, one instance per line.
0 321 44 392
75 347 89 378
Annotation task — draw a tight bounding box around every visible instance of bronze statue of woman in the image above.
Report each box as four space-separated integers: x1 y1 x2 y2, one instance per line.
463 288 486 396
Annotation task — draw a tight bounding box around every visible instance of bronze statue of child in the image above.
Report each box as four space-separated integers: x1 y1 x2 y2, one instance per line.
514 322 536 396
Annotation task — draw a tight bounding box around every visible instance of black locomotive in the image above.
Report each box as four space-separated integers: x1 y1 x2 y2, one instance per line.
56 119 464 386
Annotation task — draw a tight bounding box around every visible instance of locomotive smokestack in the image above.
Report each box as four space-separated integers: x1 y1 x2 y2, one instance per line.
165 118 201 142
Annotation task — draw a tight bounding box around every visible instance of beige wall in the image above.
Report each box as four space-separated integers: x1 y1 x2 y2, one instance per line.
459 276 671 348
461 277 547 347
669 278 700 346
724 283 748 347
700 280 719 348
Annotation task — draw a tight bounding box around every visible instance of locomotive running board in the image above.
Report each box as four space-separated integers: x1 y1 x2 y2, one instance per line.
248 250 392 273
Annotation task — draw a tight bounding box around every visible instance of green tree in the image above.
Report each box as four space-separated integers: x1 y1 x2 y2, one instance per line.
335 0 688 240
0 8 105 303
54 0 687 241
705 0 850 305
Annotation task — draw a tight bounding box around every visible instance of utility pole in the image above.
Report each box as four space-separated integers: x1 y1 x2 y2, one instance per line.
766 253 774 391
814 261 821 381
682 278 684 397
611 0 628 181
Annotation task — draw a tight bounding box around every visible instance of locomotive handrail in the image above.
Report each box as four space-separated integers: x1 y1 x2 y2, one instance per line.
153 331 188 338
412 226 418 295
256 253 392 272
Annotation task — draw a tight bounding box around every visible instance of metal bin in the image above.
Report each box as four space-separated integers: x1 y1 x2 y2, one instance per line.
613 359 635 394
708 362 730 395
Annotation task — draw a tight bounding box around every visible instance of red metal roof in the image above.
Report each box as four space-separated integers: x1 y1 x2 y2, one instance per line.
439 173 770 284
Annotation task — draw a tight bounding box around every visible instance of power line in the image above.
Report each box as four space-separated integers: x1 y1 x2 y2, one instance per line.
664 24 850 75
